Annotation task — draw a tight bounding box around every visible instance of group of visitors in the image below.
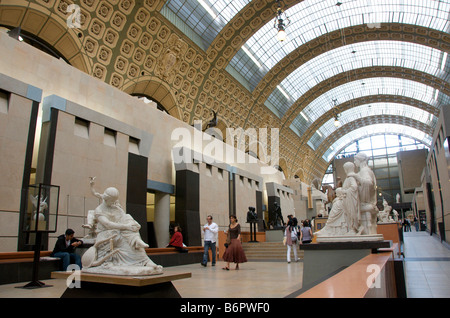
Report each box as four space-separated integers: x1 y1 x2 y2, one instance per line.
52 214 313 271
283 215 313 263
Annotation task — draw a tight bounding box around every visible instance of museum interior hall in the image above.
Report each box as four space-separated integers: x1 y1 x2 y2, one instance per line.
0 0 449 300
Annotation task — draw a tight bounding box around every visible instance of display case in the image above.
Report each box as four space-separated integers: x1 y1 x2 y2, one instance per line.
22 184 59 233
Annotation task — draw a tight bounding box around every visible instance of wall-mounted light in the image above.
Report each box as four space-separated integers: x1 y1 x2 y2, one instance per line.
7 27 24 41
273 0 291 42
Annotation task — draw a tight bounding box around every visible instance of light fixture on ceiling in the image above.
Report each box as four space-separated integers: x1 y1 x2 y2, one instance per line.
334 115 341 127
332 99 341 127
274 0 291 42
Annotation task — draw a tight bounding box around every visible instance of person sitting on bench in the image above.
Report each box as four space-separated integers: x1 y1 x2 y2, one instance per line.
52 229 83 271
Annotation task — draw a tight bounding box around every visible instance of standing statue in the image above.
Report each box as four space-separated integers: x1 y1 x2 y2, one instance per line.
81 177 163 276
316 162 362 237
348 153 378 235
269 202 285 229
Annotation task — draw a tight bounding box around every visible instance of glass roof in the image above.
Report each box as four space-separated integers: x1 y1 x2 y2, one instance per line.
323 124 432 162
307 103 438 150
229 0 450 91
266 40 449 118
162 0 251 50
290 77 450 137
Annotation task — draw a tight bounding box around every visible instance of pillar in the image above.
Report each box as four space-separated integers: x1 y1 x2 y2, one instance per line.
154 192 170 248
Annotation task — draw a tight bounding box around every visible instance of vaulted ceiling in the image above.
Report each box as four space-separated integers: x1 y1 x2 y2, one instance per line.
1 0 449 183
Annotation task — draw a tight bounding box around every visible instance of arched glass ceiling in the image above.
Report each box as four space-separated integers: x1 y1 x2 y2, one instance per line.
162 0 251 50
323 124 432 162
307 103 438 150
267 40 449 118
229 0 450 91
290 77 450 137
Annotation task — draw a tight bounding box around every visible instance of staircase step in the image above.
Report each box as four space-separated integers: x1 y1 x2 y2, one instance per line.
241 242 304 260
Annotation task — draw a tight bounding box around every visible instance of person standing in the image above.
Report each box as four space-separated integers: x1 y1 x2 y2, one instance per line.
284 220 299 263
222 215 247 270
52 229 83 271
300 220 313 244
201 215 218 266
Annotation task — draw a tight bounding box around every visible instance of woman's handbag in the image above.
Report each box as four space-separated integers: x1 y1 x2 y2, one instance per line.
224 230 231 248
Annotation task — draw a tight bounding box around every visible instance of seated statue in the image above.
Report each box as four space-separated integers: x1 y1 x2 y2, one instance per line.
378 199 393 223
81 178 163 276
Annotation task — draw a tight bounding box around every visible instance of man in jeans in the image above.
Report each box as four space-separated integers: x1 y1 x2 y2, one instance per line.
52 229 83 271
201 215 218 267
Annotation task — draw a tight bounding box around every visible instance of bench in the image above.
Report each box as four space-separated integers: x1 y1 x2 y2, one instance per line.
0 251 61 285
0 246 204 285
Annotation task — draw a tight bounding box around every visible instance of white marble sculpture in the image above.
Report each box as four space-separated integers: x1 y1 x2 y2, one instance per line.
81 177 163 276
315 162 362 237
31 194 47 221
350 152 379 235
392 209 399 222
378 199 393 223
315 153 383 242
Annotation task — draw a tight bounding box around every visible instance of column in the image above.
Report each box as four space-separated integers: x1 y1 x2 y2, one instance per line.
154 192 170 248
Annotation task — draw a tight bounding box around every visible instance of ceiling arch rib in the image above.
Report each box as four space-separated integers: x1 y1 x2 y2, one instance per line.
266 40 449 119
315 117 433 160
288 76 450 138
231 0 450 93
322 124 433 164
299 94 440 144
307 103 438 151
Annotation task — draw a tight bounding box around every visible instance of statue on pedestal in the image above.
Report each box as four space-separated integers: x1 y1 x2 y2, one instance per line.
349 152 378 235
81 178 163 276
246 206 258 223
269 202 285 229
315 162 362 237
314 153 383 242
378 199 393 223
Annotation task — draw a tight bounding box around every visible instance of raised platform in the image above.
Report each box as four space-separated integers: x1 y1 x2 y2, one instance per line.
300 240 392 288
315 234 384 243
51 270 191 298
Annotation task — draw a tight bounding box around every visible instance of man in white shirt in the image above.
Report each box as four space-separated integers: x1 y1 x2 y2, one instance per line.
201 215 218 267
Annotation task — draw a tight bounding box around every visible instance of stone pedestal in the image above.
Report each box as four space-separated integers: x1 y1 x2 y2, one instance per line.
265 229 284 242
51 271 191 298
300 240 391 289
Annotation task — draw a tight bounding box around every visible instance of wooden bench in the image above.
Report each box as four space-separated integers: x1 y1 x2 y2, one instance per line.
145 246 204 255
0 251 55 263
0 246 204 285
0 246 204 263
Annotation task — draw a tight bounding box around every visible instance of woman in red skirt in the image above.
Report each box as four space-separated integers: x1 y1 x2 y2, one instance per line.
222 215 247 270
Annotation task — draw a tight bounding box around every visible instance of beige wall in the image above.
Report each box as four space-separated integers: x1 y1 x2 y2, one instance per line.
0 93 36 252
0 32 292 251
425 107 450 243
38 110 135 246
199 162 229 231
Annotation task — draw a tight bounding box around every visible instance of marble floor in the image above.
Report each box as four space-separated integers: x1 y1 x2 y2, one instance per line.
403 231 450 298
0 230 449 298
